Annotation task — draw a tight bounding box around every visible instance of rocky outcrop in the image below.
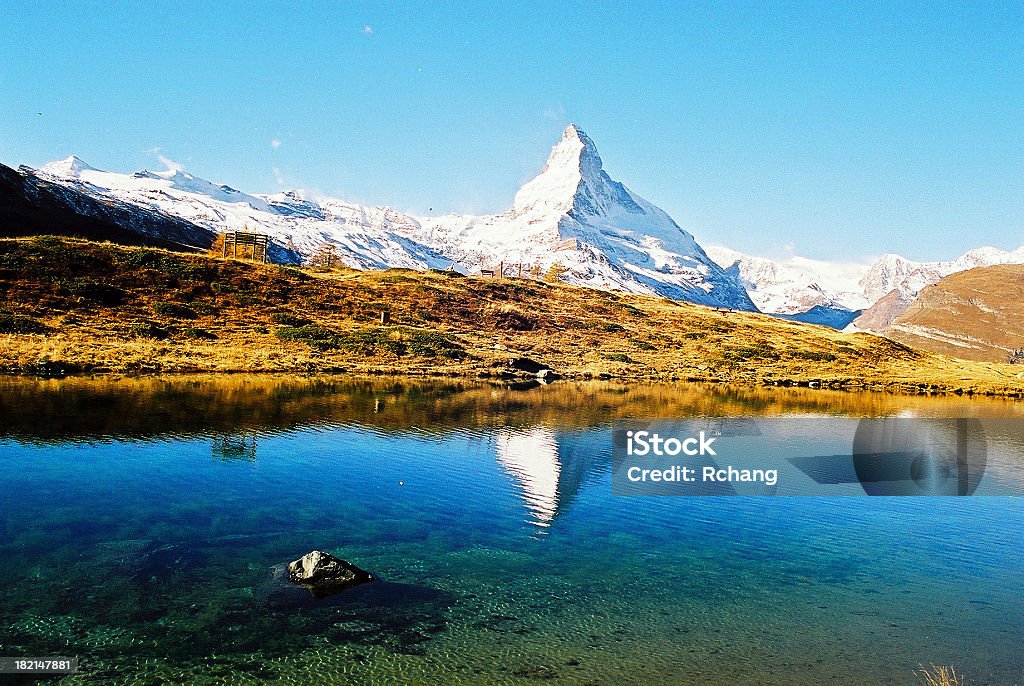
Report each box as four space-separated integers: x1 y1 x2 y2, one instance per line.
287 550 372 595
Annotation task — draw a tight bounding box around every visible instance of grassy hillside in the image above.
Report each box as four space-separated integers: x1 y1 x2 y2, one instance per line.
889 264 1024 363
0 236 1022 396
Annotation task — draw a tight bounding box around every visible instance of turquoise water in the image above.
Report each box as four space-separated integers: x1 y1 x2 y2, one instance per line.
0 377 1021 684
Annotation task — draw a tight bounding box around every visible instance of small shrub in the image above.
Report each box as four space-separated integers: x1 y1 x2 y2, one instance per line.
116 248 160 268
270 312 312 327
190 301 218 316
544 263 569 282
602 352 634 363
429 268 465 278
336 329 406 357
275 324 342 351
722 343 781 361
0 252 27 270
404 330 466 360
60 278 126 305
152 255 204 279
0 311 49 334
180 327 217 340
602 322 625 333
791 350 838 362
153 302 198 319
489 306 538 332
277 266 312 281
125 322 170 340
31 236 76 256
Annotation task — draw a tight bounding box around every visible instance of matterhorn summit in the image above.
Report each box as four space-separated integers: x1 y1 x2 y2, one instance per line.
409 124 756 309
25 125 757 309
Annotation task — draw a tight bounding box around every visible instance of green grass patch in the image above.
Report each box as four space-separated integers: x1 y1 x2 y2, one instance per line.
723 343 781 361
180 327 217 340
125 321 171 340
402 330 466 360
790 350 839 362
274 324 343 351
153 302 198 319
269 312 312 327
59 278 126 306
0 310 49 334
275 324 465 359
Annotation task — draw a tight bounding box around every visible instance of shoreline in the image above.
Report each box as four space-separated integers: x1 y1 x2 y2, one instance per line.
1 365 1022 399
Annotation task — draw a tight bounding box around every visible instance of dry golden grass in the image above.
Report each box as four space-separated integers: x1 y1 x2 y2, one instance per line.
1 236 1023 396
915 664 964 686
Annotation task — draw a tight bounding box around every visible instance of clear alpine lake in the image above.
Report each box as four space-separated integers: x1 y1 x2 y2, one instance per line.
0 376 1021 684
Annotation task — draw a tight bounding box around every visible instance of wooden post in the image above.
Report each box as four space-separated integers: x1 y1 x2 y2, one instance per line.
499 261 504 279
380 311 390 325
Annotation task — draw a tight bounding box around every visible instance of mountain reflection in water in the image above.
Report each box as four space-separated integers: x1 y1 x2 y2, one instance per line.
1 375 1022 684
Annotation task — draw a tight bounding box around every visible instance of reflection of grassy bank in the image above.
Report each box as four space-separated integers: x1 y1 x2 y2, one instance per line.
2 374 1022 442
2 236 1023 396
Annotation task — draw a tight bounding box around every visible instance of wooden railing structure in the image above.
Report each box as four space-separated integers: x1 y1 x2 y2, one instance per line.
479 261 541 278
222 231 270 263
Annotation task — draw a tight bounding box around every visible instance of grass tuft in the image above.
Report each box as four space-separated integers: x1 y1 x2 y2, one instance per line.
914 665 963 686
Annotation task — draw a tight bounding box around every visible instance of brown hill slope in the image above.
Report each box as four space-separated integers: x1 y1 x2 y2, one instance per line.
0 236 1021 395
888 264 1024 363
849 288 913 333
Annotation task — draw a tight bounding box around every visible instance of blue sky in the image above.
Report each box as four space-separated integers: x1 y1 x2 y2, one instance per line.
1 1 1020 262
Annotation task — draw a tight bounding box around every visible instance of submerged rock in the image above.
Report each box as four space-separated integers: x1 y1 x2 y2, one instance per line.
287 550 372 596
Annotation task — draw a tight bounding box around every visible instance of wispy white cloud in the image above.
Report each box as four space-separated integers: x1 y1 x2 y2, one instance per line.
362 25 373 35
154 154 183 172
143 146 162 155
271 138 282 149
272 166 285 185
543 104 566 121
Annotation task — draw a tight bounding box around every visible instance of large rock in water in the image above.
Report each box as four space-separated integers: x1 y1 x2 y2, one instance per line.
287 550 372 593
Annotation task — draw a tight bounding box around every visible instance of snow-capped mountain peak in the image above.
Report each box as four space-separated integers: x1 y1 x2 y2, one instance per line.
406 126 756 309
40 155 96 178
512 124 603 217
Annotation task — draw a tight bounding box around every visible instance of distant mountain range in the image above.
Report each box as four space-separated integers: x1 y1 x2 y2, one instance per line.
885 264 1024 362
0 158 213 251
706 244 1024 329
2 124 1021 327
13 125 753 310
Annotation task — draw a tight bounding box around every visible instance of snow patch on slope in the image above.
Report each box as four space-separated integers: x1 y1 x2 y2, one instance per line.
37 158 453 270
